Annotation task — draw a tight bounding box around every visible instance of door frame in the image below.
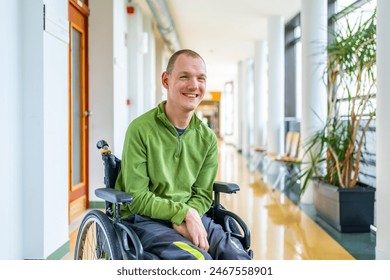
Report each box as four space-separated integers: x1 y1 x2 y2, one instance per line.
68 0 90 222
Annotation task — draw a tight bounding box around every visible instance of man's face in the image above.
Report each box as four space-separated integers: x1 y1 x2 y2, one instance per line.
162 54 207 113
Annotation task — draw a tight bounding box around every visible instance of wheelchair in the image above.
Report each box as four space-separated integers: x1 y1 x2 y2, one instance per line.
74 140 253 260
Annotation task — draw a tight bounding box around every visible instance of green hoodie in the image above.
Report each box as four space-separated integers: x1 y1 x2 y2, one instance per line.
115 101 218 225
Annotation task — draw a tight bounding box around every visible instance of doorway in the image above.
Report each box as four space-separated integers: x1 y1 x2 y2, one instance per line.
68 0 89 222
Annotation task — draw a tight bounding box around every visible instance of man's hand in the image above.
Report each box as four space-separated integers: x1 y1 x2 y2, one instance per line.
173 223 192 241
173 208 209 251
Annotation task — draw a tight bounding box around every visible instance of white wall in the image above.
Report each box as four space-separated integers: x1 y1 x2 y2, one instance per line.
23 0 69 259
0 0 69 259
376 0 390 260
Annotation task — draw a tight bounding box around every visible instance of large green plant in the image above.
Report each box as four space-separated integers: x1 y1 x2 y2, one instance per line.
298 7 376 197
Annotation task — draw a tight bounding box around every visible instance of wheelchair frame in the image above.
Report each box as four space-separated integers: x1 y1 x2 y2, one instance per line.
74 140 253 260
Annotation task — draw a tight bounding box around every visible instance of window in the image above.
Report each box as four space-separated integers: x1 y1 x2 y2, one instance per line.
285 14 301 119
283 0 376 186
330 0 377 186
284 14 302 135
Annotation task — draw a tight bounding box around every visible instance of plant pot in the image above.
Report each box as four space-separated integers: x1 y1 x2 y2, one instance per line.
312 179 376 233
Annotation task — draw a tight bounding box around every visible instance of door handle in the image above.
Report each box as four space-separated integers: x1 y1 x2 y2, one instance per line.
84 110 93 117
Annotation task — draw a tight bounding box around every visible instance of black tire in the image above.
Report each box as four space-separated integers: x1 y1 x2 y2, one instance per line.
74 210 122 260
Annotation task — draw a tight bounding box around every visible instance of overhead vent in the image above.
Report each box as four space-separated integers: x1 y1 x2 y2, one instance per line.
146 0 181 53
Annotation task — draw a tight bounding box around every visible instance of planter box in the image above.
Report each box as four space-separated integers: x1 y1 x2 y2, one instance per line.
313 180 376 233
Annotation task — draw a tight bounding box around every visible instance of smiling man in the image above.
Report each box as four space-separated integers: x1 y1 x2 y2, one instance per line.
115 49 251 260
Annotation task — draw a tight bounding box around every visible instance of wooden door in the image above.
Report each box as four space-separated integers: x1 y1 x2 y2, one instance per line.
68 0 89 222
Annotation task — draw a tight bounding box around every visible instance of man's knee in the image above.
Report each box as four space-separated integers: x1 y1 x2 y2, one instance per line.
219 237 252 260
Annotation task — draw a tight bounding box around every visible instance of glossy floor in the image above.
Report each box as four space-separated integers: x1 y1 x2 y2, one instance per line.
66 141 369 260
216 143 354 260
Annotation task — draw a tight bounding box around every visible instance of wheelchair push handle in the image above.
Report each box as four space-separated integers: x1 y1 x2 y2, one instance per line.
97 139 109 150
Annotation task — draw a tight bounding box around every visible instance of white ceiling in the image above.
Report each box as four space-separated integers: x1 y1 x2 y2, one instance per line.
139 0 301 91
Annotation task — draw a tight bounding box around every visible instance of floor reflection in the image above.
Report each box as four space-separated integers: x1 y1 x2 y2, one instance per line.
216 141 354 260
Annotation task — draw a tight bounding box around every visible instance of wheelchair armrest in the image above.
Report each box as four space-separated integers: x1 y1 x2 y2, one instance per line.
95 188 133 204
213 181 240 194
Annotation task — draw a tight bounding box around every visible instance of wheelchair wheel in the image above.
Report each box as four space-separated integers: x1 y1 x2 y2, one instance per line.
74 210 122 260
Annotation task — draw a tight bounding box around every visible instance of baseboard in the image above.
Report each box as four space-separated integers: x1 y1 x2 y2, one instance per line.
46 240 70 260
89 201 105 209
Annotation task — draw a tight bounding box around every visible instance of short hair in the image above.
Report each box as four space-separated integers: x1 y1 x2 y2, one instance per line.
165 49 205 74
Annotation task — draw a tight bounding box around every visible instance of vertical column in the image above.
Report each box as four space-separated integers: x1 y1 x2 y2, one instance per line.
266 23 284 252
300 0 327 203
89 0 114 201
376 0 390 260
155 38 167 104
143 16 156 112
238 59 253 158
0 0 23 260
253 40 268 147
236 61 244 153
22 0 45 259
127 4 144 123
240 59 254 158
42 0 70 258
267 16 285 155
113 0 130 156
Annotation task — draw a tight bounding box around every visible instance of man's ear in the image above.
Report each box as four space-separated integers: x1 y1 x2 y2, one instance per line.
161 71 169 89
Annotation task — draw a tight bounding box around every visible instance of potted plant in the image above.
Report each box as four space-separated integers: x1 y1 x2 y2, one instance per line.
296 6 376 233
